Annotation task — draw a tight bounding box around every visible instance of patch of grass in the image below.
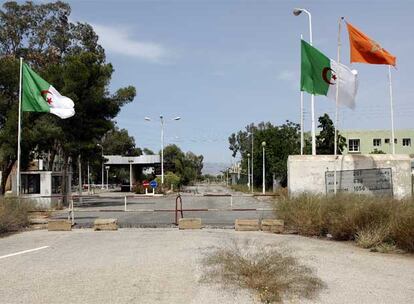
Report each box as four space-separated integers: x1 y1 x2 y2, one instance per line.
201 241 325 303
0 197 31 234
355 224 390 249
275 194 414 253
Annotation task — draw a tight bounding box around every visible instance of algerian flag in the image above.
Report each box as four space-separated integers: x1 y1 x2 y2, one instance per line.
22 63 75 119
301 40 358 109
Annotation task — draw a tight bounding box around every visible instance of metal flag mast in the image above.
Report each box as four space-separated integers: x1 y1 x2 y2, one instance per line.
334 18 344 194
300 34 304 155
388 65 396 154
16 57 23 197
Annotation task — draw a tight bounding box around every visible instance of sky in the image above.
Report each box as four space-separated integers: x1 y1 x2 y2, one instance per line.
31 0 414 169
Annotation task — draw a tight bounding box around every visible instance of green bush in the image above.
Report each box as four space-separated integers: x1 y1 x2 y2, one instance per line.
0 197 31 234
275 194 414 252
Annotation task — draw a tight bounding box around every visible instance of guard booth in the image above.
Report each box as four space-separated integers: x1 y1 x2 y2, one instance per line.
11 171 72 208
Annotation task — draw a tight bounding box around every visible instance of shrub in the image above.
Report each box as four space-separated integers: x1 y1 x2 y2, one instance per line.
275 194 414 252
0 197 31 234
355 224 391 249
202 241 325 303
390 201 414 252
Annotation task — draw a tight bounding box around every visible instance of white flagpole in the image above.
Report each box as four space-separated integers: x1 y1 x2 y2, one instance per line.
300 34 304 155
334 18 343 194
16 57 23 196
388 65 396 154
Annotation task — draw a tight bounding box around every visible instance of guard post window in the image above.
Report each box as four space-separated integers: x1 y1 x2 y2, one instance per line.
21 173 40 194
403 138 411 146
348 139 360 152
373 138 381 147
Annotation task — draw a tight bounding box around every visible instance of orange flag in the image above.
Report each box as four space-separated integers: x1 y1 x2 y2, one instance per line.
346 22 396 66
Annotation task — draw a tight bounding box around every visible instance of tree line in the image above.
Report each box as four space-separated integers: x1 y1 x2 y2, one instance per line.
0 1 202 194
228 114 346 188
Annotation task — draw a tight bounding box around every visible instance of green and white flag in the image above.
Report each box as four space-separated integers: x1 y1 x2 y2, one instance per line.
22 63 75 119
301 40 358 109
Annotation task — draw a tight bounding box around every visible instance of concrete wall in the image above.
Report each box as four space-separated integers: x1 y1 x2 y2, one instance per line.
288 154 412 199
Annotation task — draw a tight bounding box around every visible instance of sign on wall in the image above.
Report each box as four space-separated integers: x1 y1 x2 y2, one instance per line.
325 168 393 195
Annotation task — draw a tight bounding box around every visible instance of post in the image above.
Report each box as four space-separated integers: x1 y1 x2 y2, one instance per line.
388 65 396 154
78 155 82 203
262 142 266 194
160 115 164 185
87 161 90 195
251 131 254 193
99 145 104 189
300 34 304 155
247 154 250 189
129 161 133 191
16 57 23 196
106 166 109 190
334 18 343 194
124 196 127 211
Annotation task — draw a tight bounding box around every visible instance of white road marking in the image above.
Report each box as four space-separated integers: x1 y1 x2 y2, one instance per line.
0 246 49 260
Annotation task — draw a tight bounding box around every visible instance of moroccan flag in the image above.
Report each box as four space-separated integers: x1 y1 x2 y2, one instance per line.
301 40 358 109
22 63 75 119
346 22 396 66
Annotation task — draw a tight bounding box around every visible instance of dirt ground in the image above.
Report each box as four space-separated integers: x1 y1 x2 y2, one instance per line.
0 228 413 304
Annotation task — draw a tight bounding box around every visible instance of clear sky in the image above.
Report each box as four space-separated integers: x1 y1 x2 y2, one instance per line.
59 0 413 166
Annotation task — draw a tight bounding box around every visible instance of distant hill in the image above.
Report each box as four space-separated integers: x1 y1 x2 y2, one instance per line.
202 162 229 175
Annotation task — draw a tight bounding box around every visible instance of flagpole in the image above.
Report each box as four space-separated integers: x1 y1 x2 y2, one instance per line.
300 34 304 155
388 65 396 154
16 57 23 196
334 18 343 195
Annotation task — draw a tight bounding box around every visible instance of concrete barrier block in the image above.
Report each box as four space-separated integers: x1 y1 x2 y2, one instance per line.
178 218 202 229
94 218 118 231
235 219 260 231
48 220 72 231
261 219 284 233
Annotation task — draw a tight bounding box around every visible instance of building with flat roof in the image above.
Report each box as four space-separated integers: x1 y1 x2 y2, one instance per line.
340 129 414 156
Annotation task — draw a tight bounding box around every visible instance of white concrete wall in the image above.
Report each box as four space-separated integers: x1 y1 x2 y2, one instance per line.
288 154 412 199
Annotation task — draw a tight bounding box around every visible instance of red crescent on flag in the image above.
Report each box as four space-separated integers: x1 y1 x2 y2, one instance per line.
322 67 336 85
41 90 52 96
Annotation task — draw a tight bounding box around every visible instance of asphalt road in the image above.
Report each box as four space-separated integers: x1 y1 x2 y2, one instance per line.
53 184 275 228
1 229 414 304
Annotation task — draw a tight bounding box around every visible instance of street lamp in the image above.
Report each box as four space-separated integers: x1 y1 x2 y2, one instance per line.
262 141 266 194
105 166 110 190
293 7 316 156
247 153 251 190
145 115 181 185
97 144 104 189
128 159 134 192
250 131 254 193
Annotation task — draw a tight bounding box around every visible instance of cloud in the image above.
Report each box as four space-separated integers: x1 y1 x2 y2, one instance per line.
277 70 296 81
92 24 168 62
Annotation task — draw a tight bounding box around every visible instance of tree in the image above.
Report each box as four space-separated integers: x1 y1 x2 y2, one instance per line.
101 126 142 156
0 2 136 196
316 114 346 155
229 121 300 187
143 148 154 155
163 144 204 185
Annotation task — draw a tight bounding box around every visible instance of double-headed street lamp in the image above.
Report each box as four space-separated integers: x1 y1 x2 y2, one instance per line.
145 115 181 185
96 143 104 189
262 141 266 194
293 7 316 156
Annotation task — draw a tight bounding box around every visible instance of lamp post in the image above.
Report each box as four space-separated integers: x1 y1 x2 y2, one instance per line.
262 141 266 194
247 153 251 190
145 115 181 185
251 131 254 193
105 166 110 190
293 7 316 156
97 144 104 189
128 159 133 192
